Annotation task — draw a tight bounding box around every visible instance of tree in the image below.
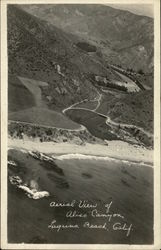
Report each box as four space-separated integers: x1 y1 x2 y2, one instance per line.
138 69 144 75
46 129 52 136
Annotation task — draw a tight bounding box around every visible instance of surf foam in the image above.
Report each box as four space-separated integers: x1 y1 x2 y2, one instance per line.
9 175 50 199
53 153 153 168
19 185 50 200
8 160 17 166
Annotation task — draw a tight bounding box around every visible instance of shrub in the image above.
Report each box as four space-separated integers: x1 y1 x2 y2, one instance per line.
138 69 144 75
75 42 97 53
46 129 52 136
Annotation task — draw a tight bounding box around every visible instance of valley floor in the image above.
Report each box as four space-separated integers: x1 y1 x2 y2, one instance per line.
8 137 153 166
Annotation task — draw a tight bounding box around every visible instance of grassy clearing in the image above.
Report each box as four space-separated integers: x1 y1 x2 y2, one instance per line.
66 109 119 140
18 76 48 107
8 75 80 130
9 107 80 130
8 75 35 112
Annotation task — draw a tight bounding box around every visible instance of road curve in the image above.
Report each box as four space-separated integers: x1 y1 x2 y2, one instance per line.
105 117 153 138
63 105 153 139
8 119 86 132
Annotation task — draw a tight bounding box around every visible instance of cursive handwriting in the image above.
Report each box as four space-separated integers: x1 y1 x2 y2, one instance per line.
48 220 79 232
113 222 133 237
50 200 76 208
48 200 133 237
66 210 87 218
83 222 108 230
91 209 124 221
105 201 113 213
78 200 97 209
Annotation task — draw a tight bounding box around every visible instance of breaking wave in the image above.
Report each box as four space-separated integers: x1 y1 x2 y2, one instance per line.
53 153 153 168
8 147 153 168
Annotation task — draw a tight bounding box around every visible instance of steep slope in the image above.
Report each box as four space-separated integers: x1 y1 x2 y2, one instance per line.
21 4 154 73
7 5 153 146
8 5 122 111
98 90 153 133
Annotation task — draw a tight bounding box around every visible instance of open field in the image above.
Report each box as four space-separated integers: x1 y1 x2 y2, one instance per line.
8 75 82 130
9 107 80 130
66 109 119 140
66 103 153 146
8 75 35 112
18 76 48 107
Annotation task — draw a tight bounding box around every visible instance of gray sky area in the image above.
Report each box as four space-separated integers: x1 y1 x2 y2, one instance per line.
106 4 154 18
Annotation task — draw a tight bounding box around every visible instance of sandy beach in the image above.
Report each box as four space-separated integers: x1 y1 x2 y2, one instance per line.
8 138 153 165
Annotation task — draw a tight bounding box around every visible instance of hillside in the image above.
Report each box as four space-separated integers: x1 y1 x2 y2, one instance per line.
97 89 153 133
7 4 154 245
8 74 35 112
8 5 122 110
21 4 154 73
7 5 153 146
9 107 81 130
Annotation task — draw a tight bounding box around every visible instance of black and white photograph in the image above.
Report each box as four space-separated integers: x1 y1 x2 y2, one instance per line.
1 0 160 249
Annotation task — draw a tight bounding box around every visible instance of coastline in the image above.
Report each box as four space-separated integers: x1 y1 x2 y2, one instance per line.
8 138 153 166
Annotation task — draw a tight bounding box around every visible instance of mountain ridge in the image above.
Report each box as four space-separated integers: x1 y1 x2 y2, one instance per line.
20 4 154 73
8 4 153 146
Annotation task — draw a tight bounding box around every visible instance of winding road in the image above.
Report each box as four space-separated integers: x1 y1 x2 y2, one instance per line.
93 89 102 111
62 88 102 113
10 69 152 138
62 86 153 139
105 117 153 138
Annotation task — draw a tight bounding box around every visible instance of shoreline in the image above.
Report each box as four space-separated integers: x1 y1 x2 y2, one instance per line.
52 153 153 168
8 138 153 166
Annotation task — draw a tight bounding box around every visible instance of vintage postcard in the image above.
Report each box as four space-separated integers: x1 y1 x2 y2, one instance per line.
1 0 160 249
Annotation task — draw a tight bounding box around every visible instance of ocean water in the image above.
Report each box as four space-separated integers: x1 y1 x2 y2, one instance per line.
8 149 153 244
